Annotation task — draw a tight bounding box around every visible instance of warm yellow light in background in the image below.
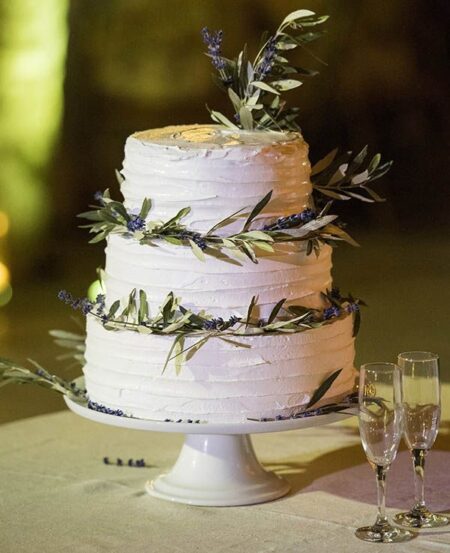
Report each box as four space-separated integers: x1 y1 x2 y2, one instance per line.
0 0 69 240
0 261 12 307
0 262 10 291
0 212 9 238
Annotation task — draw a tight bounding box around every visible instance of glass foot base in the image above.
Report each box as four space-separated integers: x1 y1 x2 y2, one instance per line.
394 508 449 529
355 522 415 543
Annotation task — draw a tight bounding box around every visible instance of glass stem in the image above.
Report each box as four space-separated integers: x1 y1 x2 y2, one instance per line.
375 464 388 525
412 448 426 510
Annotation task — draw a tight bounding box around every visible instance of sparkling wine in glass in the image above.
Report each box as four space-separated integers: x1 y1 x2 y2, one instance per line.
394 351 449 528
355 363 414 543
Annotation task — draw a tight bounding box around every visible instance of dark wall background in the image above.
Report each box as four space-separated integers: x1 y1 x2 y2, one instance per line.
0 0 449 422
54 0 450 233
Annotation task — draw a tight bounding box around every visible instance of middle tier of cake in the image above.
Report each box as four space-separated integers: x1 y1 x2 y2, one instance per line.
104 234 333 318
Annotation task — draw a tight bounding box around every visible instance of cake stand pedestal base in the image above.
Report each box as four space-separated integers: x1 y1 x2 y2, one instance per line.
146 433 289 506
64 382 353 507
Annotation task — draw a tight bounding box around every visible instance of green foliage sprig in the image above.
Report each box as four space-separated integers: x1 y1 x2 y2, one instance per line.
202 10 328 131
79 188 358 264
0 358 86 400
311 146 393 203
78 183 151 245
50 329 86 367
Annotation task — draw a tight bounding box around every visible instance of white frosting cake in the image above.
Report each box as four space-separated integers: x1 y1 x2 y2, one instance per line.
83 124 356 422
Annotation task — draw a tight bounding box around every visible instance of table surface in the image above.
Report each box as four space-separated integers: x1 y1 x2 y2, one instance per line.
1 387 450 553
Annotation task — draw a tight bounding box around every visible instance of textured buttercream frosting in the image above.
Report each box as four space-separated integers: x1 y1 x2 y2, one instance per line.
104 235 332 317
84 315 355 422
121 124 312 234
84 124 356 422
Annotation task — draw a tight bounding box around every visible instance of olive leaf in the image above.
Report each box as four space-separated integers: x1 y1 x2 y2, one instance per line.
267 298 286 324
306 369 343 409
245 296 258 328
242 190 273 231
311 147 393 203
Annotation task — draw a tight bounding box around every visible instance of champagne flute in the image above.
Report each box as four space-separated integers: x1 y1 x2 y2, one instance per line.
394 351 449 528
355 363 414 543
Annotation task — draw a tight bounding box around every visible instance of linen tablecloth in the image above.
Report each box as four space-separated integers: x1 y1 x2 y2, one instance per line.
1 388 449 553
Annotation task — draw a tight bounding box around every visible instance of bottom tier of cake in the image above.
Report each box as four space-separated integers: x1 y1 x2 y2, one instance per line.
83 314 356 423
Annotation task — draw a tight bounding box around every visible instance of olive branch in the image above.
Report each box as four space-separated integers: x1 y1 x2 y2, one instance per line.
58 285 363 375
79 186 358 264
202 9 328 131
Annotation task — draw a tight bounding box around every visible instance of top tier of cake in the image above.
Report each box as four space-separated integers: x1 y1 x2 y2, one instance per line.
121 124 312 234
104 124 332 317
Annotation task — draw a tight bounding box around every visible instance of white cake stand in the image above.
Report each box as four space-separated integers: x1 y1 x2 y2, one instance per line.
64 391 354 507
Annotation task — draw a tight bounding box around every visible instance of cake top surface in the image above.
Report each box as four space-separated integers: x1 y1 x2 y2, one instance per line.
131 124 303 150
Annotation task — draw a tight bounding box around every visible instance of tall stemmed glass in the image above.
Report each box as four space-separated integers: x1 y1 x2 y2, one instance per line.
356 363 414 543
394 351 449 528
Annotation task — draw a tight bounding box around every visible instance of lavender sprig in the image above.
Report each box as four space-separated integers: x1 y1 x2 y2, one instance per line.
58 290 93 315
202 10 328 130
179 230 207 251
0 358 87 400
323 306 340 320
255 36 277 80
263 208 316 231
203 315 241 331
201 27 227 74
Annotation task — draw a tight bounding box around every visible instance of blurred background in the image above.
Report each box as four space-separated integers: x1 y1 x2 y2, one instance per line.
0 0 449 423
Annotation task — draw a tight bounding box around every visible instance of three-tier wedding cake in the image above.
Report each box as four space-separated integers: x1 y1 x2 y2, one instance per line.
83 124 356 422
1 8 391 432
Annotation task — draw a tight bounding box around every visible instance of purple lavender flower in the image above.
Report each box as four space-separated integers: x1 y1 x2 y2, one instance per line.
58 290 73 304
180 231 207 251
323 306 341 320
81 299 93 315
203 315 241 330
70 298 83 310
346 302 360 314
201 27 226 70
127 215 146 232
256 36 277 80
94 191 105 206
300 208 315 223
228 315 241 326
263 208 316 231
95 294 106 313
203 317 224 330
58 290 93 315
88 400 124 417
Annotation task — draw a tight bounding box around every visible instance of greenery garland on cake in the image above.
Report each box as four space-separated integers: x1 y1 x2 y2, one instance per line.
79 145 391 262
0 355 356 422
56 285 364 374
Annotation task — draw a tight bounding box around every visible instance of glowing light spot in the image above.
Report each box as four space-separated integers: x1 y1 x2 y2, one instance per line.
0 262 10 291
0 284 13 307
0 212 9 237
87 279 104 301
